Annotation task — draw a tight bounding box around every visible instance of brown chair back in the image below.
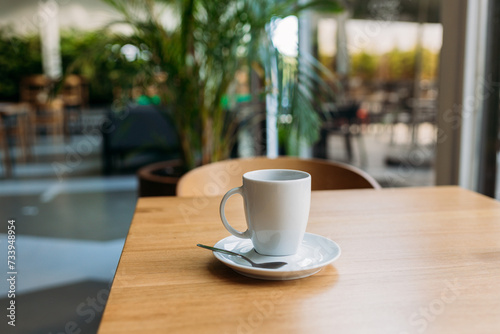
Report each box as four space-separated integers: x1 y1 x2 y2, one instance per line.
20 75 52 107
62 75 89 108
176 156 381 197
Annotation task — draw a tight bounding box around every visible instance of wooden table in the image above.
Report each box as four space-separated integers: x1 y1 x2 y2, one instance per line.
98 187 500 333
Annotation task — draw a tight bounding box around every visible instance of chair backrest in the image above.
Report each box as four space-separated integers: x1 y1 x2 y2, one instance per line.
176 156 381 197
62 75 87 107
20 75 52 106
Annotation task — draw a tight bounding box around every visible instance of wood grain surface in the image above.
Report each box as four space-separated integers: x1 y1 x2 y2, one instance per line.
98 187 500 334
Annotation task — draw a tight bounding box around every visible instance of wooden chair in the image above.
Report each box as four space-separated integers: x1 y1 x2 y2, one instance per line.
0 102 32 158
0 116 11 177
20 75 64 141
20 74 51 107
61 74 89 135
176 156 381 197
0 102 33 177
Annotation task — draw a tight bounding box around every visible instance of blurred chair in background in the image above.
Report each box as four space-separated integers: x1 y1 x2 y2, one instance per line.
0 115 11 177
314 102 367 166
20 74 64 142
61 74 89 135
0 102 32 177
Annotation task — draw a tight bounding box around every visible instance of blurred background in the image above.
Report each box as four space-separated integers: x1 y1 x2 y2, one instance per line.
0 0 498 332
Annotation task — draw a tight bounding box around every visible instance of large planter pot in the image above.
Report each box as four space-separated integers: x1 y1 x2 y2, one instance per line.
137 160 185 197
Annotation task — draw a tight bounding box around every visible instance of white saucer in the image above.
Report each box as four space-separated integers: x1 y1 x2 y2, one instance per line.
212 233 341 280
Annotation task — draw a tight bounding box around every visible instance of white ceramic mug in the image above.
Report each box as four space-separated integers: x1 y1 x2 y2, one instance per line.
219 169 311 256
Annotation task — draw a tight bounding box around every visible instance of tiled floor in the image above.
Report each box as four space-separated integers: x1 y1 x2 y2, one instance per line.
1 112 496 333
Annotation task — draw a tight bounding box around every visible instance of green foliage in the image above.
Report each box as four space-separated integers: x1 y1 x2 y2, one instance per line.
350 47 439 82
100 0 343 168
0 28 42 101
350 51 379 81
0 27 148 104
62 29 149 104
0 1 343 166
420 48 439 80
385 48 416 80
270 50 337 155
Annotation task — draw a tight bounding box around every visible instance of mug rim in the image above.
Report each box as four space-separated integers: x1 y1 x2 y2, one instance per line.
243 169 311 183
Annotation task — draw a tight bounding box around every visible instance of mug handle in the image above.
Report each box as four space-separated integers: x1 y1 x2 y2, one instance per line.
220 186 251 239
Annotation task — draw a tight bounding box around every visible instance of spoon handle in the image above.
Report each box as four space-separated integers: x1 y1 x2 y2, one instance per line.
197 244 246 259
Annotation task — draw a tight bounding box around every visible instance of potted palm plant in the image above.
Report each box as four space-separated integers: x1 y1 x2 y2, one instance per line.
100 0 343 195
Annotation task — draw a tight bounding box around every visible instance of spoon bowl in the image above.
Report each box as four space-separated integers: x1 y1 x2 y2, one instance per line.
197 244 288 269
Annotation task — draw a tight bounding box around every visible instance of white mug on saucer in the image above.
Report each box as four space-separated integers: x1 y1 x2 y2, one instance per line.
219 169 311 256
